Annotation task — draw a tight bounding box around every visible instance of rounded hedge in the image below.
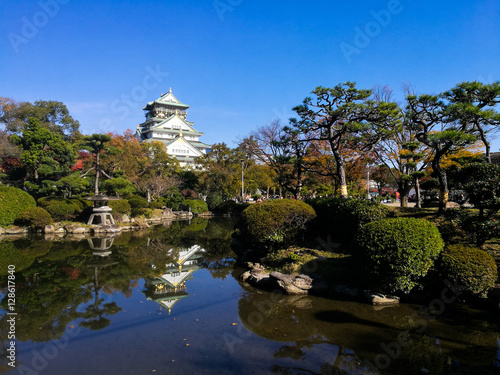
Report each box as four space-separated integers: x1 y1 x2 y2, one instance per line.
239 199 316 249
45 202 79 221
307 198 391 243
128 196 149 209
109 199 131 215
0 185 36 227
354 217 444 294
439 245 497 298
183 199 208 215
15 207 53 229
37 196 71 208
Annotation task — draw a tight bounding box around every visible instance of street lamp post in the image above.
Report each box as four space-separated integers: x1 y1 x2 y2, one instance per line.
241 159 244 203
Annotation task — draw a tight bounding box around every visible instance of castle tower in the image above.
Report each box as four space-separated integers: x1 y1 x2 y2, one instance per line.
136 89 211 167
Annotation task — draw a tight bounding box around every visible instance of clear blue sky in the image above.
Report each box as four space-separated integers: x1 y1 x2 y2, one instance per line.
1 0 500 151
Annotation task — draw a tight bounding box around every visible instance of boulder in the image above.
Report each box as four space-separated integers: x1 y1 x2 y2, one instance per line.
44 225 55 233
72 227 86 234
270 272 312 295
5 227 26 235
362 291 400 306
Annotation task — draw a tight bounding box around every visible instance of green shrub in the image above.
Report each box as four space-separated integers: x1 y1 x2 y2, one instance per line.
439 245 497 298
163 193 185 211
149 201 164 209
354 217 444 294
15 207 53 228
449 209 500 247
0 185 36 227
68 198 91 211
307 198 391 243
131 207 152 218
37 196 70 208
109 199 131 215
182 199 208 214
128 196 149 209
45 202 79 221
206 193 224 211
239 199 316 250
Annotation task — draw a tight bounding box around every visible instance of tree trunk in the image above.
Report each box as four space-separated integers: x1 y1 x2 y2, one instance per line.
399 180 411 208
332 148 348 198
415 178 422 208
433 157 448 214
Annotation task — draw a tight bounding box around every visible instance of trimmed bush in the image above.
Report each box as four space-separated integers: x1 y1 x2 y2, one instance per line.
45 202 79 221
354 218 444 294
182 199 208 215
15 207 53 229
37 196 70 208
131 207 153 218
128 196 149 209
149 201 164 209
0 185 36 227
109 199 131 215
239 199 316 249
307 198 391 243
439 245 497 298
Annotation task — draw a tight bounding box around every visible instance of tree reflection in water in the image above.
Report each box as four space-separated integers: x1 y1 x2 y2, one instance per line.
0 218 498 375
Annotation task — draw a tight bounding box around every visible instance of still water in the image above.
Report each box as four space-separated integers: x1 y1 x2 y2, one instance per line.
1 218 500 375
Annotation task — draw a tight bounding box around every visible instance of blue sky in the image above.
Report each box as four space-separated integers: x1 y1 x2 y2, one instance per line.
1 0 500 151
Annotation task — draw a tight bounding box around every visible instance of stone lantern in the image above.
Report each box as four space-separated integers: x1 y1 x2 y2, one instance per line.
86 195 120 226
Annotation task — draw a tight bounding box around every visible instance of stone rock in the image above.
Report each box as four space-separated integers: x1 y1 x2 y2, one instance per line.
5 227 25 235
445 201 460 209
44 225 55 233
0 227 5 235
72 227 86 234
64 224 75 233
362 291 400 306
162 208 174 218
55 227 66 234
240 271 252 282
121 214 130 223
247 268 271 287
270 272 312 295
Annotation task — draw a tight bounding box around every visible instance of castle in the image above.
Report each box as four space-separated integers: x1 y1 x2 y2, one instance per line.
136 88 211 167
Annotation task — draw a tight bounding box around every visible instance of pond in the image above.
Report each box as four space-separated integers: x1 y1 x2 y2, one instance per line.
0 217 500 375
